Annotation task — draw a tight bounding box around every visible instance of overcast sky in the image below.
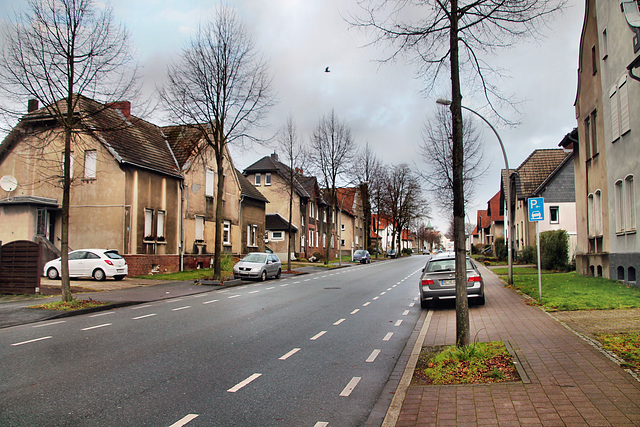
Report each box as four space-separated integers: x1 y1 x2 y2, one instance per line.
1 0 585 233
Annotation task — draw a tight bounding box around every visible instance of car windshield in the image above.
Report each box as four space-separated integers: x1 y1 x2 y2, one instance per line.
426 259 474 272
354 250 365 255
105 251 123 259
243 253 267 263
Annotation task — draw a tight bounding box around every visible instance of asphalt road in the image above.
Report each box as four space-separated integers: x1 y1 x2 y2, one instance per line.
1 256 428 426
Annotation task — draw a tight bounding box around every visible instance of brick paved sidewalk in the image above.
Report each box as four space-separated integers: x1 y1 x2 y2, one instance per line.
396 265 640 426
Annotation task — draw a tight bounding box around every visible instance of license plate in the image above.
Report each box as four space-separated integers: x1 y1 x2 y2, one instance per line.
117 269 125 273
441 279 455 286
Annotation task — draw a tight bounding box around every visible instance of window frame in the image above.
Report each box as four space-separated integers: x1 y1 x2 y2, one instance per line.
549 206 559 224
205 169 215 197
265 173 271 186
195 215 205 241
255 173 261 186
223 220 231 245
157 210 165 240
144 209 154 240
84 149 97 179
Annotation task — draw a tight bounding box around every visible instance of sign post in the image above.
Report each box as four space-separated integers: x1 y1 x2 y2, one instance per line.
528 197 545 302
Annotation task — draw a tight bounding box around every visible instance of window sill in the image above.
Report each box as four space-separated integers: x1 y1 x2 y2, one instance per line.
156 240 167 245
82 178 97 183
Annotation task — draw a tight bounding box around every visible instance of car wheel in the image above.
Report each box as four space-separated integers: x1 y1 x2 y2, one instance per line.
114 275 125 281
260 270 267 282
47 267 60 280
276 269 281 279
93 269 106 281
476 294 486 305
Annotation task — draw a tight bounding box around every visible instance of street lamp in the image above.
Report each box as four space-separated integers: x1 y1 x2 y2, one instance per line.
436 99 513 285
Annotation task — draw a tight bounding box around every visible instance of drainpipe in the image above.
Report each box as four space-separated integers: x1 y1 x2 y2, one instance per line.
180 181 184 271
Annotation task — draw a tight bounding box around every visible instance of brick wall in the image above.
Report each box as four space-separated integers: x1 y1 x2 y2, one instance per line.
124 255 180 276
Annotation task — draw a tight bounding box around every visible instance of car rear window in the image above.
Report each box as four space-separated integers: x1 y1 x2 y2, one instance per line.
105 251 123 260
426 259 474 272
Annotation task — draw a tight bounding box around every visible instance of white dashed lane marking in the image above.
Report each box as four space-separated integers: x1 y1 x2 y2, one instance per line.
227 373 262 393
11 336 52 346
340 377 361 397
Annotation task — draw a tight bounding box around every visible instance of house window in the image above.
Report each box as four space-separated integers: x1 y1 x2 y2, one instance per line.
206 169 215 197
341 223 345 231
591 45 597 75
223 220 231 244
322 232 326 247
595 190 602 236
144 209 153 239
271 231 284 240
610 86 619 142
308 230 314 247
549 206 559 224
626 175 636 231
584 116 591 159
301 234 305 248
590 110 598 156
84 150 96 179
616 180 625 233
255 173 261 186
265 173 271 186
602 29 608 59
619 76 630 135
587 193 595 237
341 239 345 247
195 215 204 241
247 224 258 247
323 210 327 223
67 151 74 177
157 210 165 240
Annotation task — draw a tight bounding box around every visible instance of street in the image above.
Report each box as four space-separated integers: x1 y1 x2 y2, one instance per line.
1 256 427 426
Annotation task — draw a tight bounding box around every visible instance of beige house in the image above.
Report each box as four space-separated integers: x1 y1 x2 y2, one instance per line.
0 96 266 275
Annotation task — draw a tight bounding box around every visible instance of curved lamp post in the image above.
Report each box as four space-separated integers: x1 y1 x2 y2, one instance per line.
436 99 513 285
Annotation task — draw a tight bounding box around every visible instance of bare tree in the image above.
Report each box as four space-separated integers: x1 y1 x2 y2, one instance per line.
0 0 138 302
418 106 488 213
369 164 388 257
276 116 306 271
354 143 380 250
160 7 275 279
309 110 357 264
354 0 563 347
384 163 427 252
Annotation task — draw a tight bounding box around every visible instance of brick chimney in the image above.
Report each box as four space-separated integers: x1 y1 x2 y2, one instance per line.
27 99 39 113
271 152 278 161
106 101 131 118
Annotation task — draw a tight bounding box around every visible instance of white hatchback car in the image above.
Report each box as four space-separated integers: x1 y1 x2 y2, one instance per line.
43 249 129 281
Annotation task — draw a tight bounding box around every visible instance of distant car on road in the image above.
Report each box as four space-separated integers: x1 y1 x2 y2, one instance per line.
385 249 398 259
418 252 485 308
353 249 371 264
43 249 128 281
233 252 281 281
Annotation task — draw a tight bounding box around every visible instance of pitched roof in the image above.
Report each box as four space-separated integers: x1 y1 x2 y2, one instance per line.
477 209 490 230
235 169 269 203
513 149 571 199
265 213 298 232
243 154 311 199
10 95 182 178
486 191 503 222
162 125 203 169
336 187 357 215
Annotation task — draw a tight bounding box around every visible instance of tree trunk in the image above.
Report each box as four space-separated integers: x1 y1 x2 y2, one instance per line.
287 180 293 271
450 0 470 348
213 142 224 280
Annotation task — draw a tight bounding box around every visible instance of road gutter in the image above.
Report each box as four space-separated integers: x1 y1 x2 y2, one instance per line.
381 309 433 427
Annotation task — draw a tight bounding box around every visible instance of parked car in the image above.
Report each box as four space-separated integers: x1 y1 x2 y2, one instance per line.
233 252 281 281
418 253 485 308
353 249 371 264
385 249 398 259
43 249 128 281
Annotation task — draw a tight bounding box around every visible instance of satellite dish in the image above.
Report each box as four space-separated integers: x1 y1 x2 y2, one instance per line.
0 175 18 192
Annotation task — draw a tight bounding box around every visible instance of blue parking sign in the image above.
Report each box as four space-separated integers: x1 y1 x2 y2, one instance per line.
528 197 545 222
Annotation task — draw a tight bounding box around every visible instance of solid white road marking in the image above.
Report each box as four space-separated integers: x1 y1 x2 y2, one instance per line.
169 414 199 427
203 299 219 305
395 320 403 326
383 332 394 341
334 318 346 325
350 309 360 315
132 314 157 320
279 348 301 360
172 306 191 311
81 323 112 331
363 302 371 307
32 320 65 328
402 310 410 316
227 373 262 392
366 349 381 363
11 336 52 346
340 377 361 397
310 331 327 340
